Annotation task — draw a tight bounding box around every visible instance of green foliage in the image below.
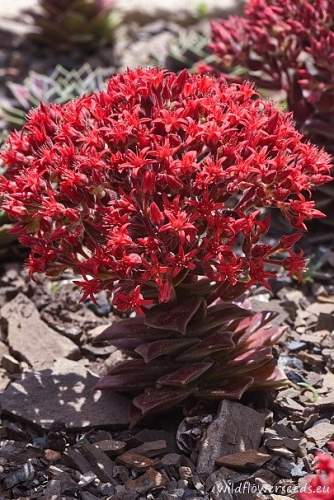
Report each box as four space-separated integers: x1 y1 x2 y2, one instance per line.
1 64 114 132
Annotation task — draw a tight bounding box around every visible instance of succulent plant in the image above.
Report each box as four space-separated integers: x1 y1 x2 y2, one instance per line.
0 64 113 255
1 64 114 132
95 297 286 426
210 0 334 222
0 68 331 424
25 0 121 50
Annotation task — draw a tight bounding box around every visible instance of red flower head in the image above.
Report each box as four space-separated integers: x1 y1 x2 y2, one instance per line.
299 454 334 499
0 68 331 312
210 0 334 152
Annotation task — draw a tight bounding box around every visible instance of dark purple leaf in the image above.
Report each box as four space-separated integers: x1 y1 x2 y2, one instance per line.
192 302 251 334
176 332 235 361
95 317 157 342
251 363 287 388
197 377 254 400
145 296 203 334
227 347 273 369
133 388 193 415
96 363 173 392
135 338 197 363
157 362 213 387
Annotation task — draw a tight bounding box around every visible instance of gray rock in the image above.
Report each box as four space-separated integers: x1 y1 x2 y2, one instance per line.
0 341 9 361
0 368 10 392
3 461 35 489
197 400 266 475
114 0 243 25
0 359 130 429
1 353 21 373
1 294 80 369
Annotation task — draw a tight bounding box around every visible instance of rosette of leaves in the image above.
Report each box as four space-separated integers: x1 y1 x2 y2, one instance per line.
1 64 114 132
25 0 121 50
96 294 286 426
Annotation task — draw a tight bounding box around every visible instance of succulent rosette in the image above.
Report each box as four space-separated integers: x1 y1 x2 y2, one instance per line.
25 0 120 50
0 68 331 424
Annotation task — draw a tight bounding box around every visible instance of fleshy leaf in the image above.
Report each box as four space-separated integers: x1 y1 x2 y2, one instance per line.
96 362 173 391
157 362 213 387
197 377 254 400
176 332 235 361
135 338 198 363
95 317 167 349
133 387 193 415
226 347 273 370
251 363 287 388
241 325 284 350
145 296 203 334
95 317 153 341
192 303 252 334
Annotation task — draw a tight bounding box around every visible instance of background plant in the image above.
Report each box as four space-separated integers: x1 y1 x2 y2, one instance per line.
210 0 334 153
1 64 114 134
24 0 121 51
0 64 113 259
210 0 334 225
0 68 331 424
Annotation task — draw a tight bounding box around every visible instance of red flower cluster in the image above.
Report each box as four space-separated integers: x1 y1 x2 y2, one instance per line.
210 0 334 152
0 68 331 312
299 454 334 499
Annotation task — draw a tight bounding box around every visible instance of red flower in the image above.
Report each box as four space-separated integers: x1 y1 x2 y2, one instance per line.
0 68 331 312
299 454 334 499
210 0 334 153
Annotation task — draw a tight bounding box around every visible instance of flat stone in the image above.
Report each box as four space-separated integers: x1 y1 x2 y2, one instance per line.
3 461 35 489
1 294 79 369
86 324 112 341
81 442 115 482
1 353 21 374
130 440 167 457
117 450 158 470
64 447 92 474
0 368 10 392
161 453 183 466
0 359 130 429
216 450 271 471
305 421 334 447
0 341 9 361
44 449 62 462
126 467 167 494
94 439 127 455
197 400 266 475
